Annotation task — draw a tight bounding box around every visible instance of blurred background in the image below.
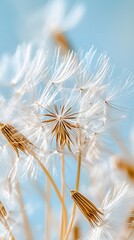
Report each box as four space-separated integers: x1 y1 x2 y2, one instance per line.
0 0 134 71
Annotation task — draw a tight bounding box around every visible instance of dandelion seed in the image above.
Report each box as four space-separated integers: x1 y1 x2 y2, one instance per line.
127 209 134 229
0 123 36 157
53 31 71 51
115 157 134 181
42 103 78 151
71 190 103 227
28 0 85 49
0 202 7 223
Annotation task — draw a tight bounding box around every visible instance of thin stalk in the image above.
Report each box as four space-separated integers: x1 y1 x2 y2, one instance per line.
16 180 33 240
35 156 68 233
64 129 82 240
60 150 66 240
73 224 80 240
127 229 134 240
2 217 15 240
45 178 51 240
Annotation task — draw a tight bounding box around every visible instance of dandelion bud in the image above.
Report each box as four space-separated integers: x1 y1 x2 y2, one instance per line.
0 123 36 157
71 190 103 227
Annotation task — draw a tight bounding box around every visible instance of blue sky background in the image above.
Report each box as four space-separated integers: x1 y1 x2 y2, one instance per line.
0 0 134 71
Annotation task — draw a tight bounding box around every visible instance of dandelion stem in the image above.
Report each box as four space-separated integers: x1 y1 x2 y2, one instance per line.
60 149 66 240
127 229 134 240
73 224 80 240
64 128 82 240
35 156 68 234
16 180 33 240
2 217 15 240
45 178 51 240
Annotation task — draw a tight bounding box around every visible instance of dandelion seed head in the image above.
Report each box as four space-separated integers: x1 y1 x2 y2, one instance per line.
43 103 78 151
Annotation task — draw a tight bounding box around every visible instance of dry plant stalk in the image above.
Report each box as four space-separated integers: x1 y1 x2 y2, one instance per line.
73 224 80 240
60 148 66 240
64 128 82 240
45 178 51 240
71 190 103 227
15 180 33 240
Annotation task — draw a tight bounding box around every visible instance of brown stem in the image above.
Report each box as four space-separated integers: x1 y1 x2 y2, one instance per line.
73 224 80 240
60 150 66 240
2 217 15 240
45 178 51 240
64 129 82 240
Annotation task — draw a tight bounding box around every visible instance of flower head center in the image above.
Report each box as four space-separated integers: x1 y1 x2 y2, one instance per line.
57 114 63 122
